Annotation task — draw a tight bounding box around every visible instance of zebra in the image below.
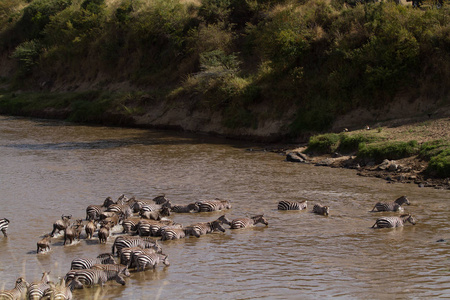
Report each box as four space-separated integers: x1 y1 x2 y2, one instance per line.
106 204 133 220
26 272 51 300
64 269 126 288
50 215 72 237
160 227 186 240
36 234 52 253
139 206 171 220
278 200 308 210
132 252 170 271
185 220 226 238
70 253 116 270
372 214 416 229
41 277 75 300
85 197 115 221
119 247 158 268
111 236 162 256
371 196 410 212
230 215 268 229
195 199 232 212
121 217 141 234
313 204 330 216
136 219 176 237
0 218 10 237
152 194 169 205
0 277 29 300
170 203 199 213
91 264 131 277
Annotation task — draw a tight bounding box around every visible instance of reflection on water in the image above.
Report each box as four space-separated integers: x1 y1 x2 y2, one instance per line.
0 116 449 299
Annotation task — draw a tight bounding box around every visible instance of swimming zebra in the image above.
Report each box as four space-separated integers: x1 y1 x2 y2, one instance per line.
136 219 176 237
139 206 171 220
160 227 186 240
313 204 330 216
91 264 131 277
371 196 410 212
0 218 10 237
170 203 199 213
70 253 116 270
278 200 308 210
111 236 162 256
26 272 51 300
372 214 416 228
195 199 232 212
133 252 170 271
64 269 126 288
121 217 141 234
185 220 226 238
0 277 29 300
152 194 169 205
105 204 132 220
230 215 268 229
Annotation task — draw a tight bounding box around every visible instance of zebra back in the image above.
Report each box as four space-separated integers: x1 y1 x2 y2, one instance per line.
372 214 416 228
71 253 115 269
0 218 10 237
160 227 186 240
278 200 308 210
196 199 231 212
170 203 199 213
0 277 29 300
66 269 126 287
26 272 50 300
91 264 131 277
133 252 169 271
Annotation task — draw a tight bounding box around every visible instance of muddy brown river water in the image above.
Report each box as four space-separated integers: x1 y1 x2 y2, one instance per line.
0 116 449 299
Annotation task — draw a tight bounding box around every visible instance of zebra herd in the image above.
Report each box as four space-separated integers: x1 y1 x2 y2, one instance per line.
277 195 417 228
0 194 268 299
0 193 416 299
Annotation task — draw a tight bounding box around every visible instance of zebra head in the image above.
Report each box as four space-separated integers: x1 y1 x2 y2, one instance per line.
216 215 232 226
187 203 200 212
102 197 115 208
252 215 269 226
404 214 416 225
161 254 170 266
97 253 116 264
15 277 30 289
395 196 410 206
120 266 131 277
210 220 226 233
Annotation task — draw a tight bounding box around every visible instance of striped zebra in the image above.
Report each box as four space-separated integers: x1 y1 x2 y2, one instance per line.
136 219 176 237
372 214 416 228
91 264 131 277
85 197 115 221
119 247 159 268
0 277 29 300
133 252 170 271
152 194 169 205
111 236 162 256
121 217 141 234
42 277 74 300
185 220 226 238
0 218 10 237
70 253 116 270
313 204 330 216
26 272 51 300
170 203 199 213
278 200 308 210
105 204 133 220
195 199 232 212
371 196 410 212
230 215 268 229
64 269 126 288
160 227 186 240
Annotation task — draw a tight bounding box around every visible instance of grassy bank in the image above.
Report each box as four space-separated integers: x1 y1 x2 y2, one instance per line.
0 0 449 138
305 127 450 178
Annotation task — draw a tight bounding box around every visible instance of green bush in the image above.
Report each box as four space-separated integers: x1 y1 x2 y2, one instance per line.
305 133 340 154
337 133 381 154
419 140 450 160
11 40 42 75
427 150 450 178
357 140 419 163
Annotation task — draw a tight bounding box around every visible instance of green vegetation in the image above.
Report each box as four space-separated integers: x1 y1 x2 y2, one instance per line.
305 132 383 154
419 140 450 177
0 0 449 135
357 140 420 162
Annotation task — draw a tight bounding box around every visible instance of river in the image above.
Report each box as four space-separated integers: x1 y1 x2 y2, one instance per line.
0 115 449 299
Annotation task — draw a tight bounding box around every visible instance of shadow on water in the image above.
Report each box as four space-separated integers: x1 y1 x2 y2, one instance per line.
0 115 271 151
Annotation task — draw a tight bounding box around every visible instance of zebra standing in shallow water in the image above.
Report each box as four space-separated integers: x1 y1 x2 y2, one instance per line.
0 218 10 237
372 214 416 228
278 200 308 210
313 204 330 216
230 215 268 229
0 277 29 300
185 220 226 238
64 269 127 288
133 252 170 271
26 272 51 300
111 236 161 256
371 196 410 212
70 253 116 270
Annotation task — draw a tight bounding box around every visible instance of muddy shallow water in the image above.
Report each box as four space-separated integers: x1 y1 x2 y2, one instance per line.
0 116 449 299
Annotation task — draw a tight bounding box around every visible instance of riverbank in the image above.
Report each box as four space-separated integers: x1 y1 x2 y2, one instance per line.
281 117 450 190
